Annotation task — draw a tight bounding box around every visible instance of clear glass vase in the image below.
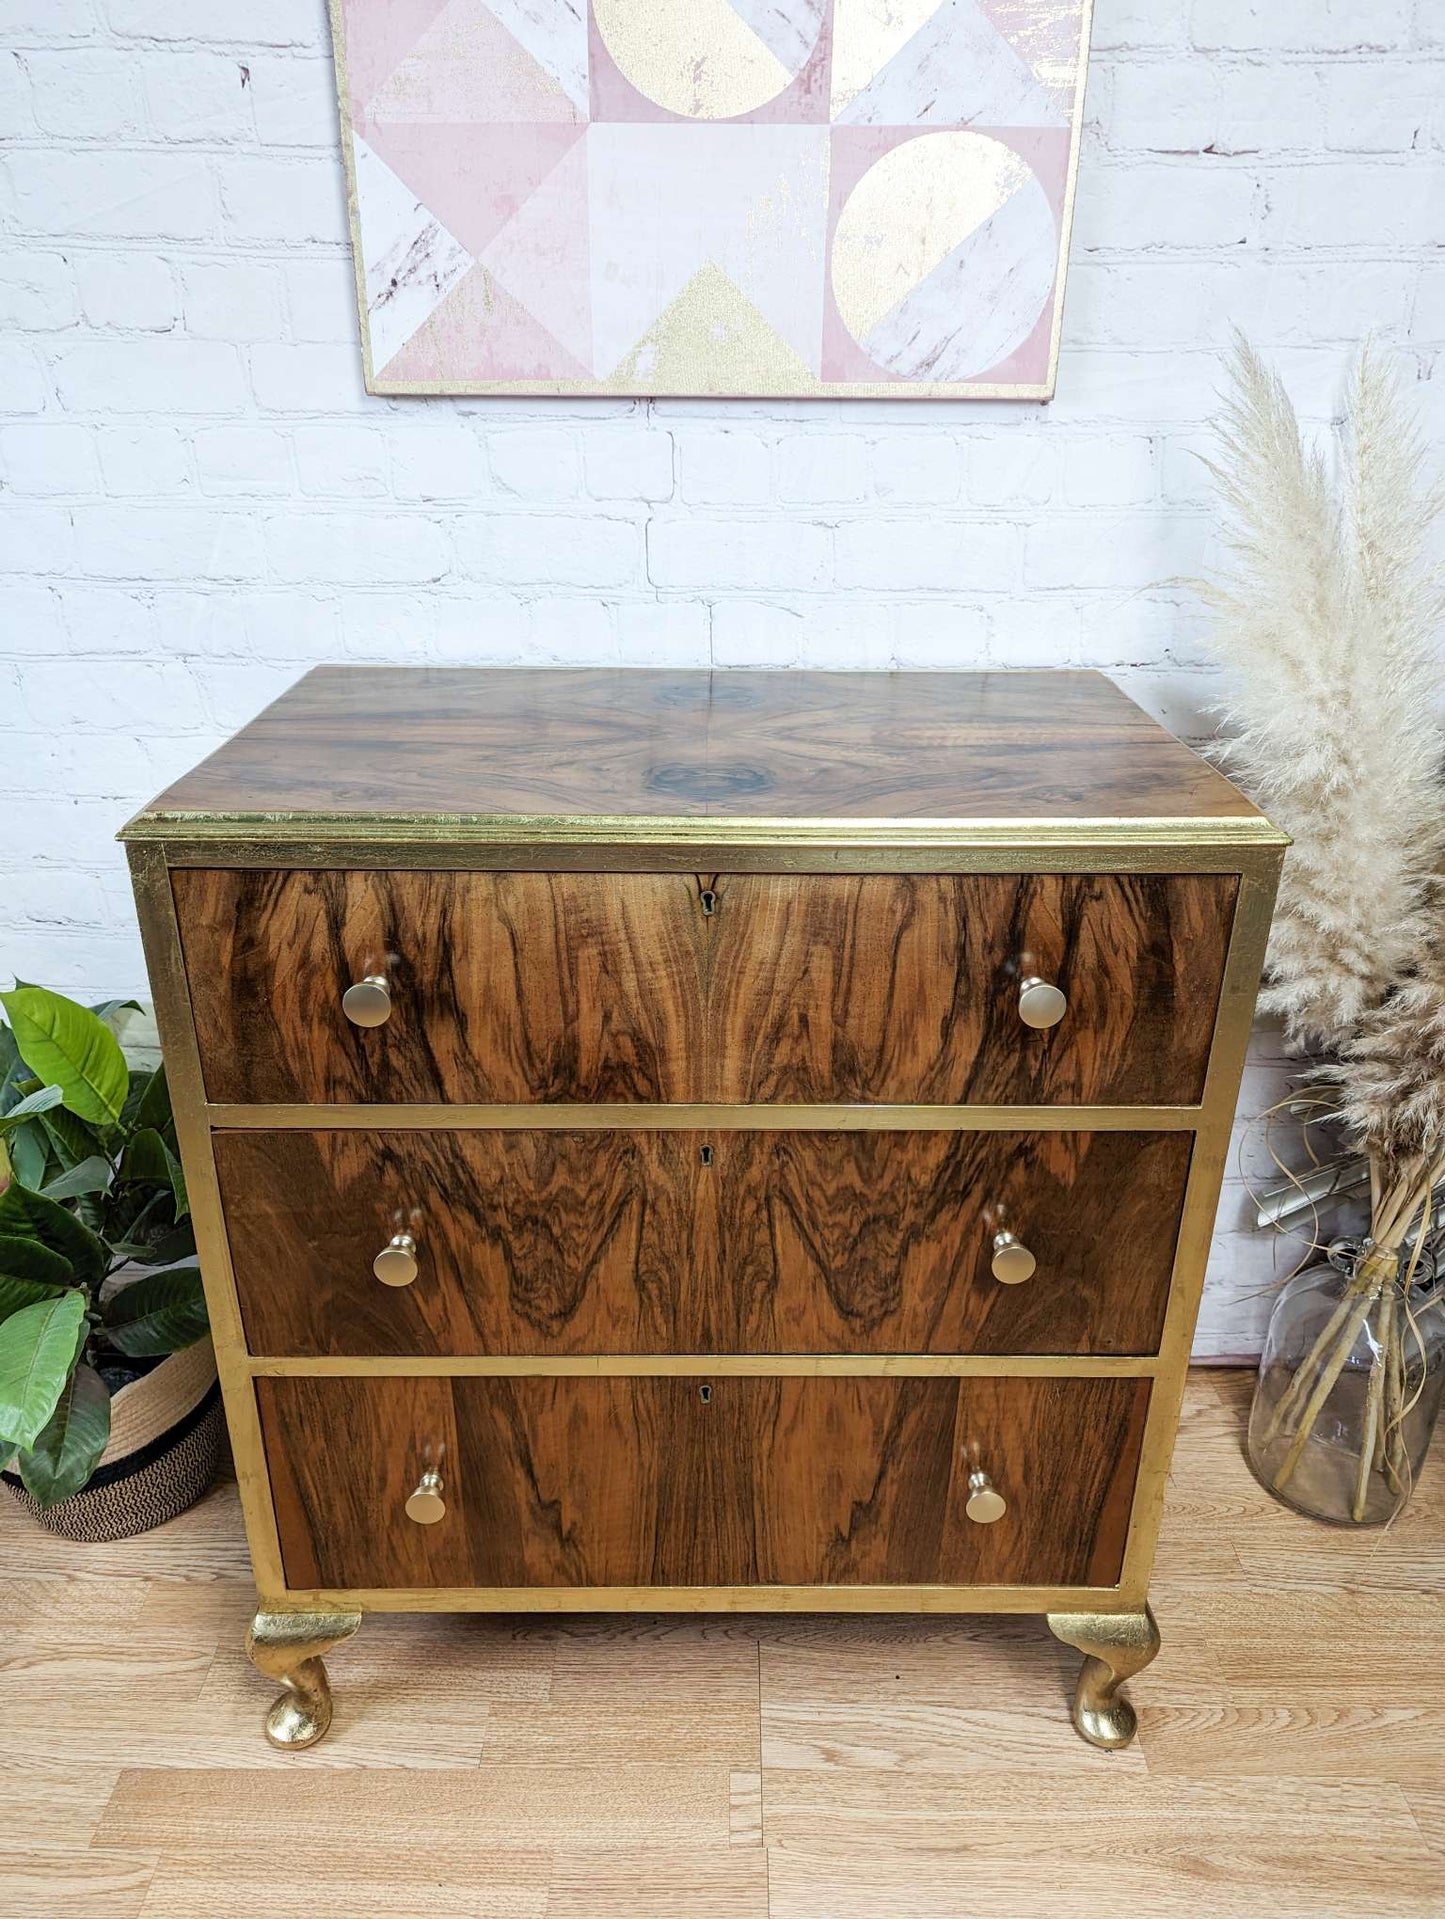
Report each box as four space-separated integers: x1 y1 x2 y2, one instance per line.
1247 1239 1445 1525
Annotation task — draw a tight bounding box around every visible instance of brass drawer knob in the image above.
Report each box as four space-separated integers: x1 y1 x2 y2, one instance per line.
965 1470 1007 1524
373 1233 418 1287
405 1468 446 1525
991 1231 1036 1285
342 974 392 1027
1018 976 1067 1029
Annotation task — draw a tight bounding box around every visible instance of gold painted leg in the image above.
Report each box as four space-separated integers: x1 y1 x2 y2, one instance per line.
245 1609 362 1751
1046 1604 1160 1751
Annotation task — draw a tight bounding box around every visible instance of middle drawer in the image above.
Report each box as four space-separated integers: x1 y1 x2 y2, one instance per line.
216 1128 1191 1357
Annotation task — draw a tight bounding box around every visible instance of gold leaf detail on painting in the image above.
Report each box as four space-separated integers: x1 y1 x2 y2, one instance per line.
606 260 820 395
832 131 1032 342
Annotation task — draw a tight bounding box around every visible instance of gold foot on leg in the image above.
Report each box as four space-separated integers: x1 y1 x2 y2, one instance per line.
1046 1605 1160 1751
245 1609 362 1751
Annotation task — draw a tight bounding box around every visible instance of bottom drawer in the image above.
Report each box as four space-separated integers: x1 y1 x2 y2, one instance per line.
257 1374 1149 1592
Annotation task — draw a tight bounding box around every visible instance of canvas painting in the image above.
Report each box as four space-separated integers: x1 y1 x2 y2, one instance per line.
329 0 1095 399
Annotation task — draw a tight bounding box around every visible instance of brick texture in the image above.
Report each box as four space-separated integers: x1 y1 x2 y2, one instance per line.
3 0 1442 1354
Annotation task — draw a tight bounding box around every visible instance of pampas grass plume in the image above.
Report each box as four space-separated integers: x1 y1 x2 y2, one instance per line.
1198 336 1445 1057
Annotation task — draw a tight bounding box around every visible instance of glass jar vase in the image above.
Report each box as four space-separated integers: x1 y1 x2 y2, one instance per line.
1248 1239 1445 1526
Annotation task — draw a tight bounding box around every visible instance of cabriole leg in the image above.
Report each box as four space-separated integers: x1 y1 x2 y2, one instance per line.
1046 1604 1160 1751
245 1608 363 1750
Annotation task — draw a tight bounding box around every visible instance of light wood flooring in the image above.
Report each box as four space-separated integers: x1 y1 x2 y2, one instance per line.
4 1369 1443 1919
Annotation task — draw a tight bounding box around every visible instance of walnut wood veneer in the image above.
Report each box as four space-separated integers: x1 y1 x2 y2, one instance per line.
122 666 1283 1754
175 868 1235 1107
216 1127 1192 1359
257 1374 1149 1591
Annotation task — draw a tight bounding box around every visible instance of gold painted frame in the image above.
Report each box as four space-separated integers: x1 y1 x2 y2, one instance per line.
125 817 1281 1622
324 0 1099 402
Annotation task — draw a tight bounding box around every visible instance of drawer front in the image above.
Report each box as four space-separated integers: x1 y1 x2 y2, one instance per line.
172 868 708 1106
175 869 1236 1107
217 1128 1191 1358
257 1373 1150 1590
707 872 1235 1106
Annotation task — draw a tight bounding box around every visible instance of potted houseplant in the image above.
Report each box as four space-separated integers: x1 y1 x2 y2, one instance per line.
1196 339 1445 1524
0 983 220 1540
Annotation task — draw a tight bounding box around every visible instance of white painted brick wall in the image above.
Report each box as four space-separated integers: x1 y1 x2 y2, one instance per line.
4 0 1442 1355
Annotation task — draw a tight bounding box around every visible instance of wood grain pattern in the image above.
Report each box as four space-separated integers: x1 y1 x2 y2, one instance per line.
216 1128 1191 1359
135 667 1262 828
173 867 708 1105
706 871 1236 1106
175 868 1236 1106
256 1374 1149 1591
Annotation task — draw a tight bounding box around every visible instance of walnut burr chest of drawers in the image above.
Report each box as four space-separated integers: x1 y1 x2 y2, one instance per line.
121 665 1283 1752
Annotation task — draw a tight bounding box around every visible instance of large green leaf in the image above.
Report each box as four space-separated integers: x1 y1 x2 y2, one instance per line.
0 986 128 1128
129 1064 172 1136
120 1127 170 1185
6 1121 50 1191
103 1265 207 1357
38 1102 107 1174
89 998 143 1025
0 1249 72 1301
120 1127 188 1219
110 1219 197 1267
0 1085 63 1134
0 1181 106 1285
0 1024 25 1109
41 1156 114 1202
17 1359 110 1508
0 1292 86 1449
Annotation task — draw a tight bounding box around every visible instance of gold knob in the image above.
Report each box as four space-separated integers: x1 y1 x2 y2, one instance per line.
1018 976 1067 1030
342 975 391 1028
373 1233 418 1287
965 1470 1007 1524
991 1231 1036 1285
405 1468 446 1525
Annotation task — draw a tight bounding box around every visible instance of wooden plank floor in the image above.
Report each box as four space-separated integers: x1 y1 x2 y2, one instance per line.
4 1369 1442 1918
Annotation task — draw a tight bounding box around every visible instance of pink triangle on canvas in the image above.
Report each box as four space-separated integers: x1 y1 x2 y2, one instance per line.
481 135 591 373
381 261 591 385
365 120 586 260
364 0 582 127
341 0 451 121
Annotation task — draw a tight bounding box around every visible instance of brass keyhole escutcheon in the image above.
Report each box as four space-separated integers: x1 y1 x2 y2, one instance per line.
699 888 717 916
699 1384 712 1404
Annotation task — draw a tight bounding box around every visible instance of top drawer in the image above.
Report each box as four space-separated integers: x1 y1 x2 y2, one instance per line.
173 868 1237 1107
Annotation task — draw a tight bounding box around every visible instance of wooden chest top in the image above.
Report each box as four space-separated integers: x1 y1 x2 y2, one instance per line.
121 667 1269 838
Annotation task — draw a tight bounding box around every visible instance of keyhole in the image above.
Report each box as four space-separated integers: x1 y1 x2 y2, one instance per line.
699 888 717 916
699 1384 712 1404
699 1144 713 1167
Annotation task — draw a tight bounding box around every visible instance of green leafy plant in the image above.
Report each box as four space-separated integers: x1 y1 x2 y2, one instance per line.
0 985 205 1507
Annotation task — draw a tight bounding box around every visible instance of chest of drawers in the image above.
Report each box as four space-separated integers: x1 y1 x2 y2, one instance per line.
122 666 1282 1752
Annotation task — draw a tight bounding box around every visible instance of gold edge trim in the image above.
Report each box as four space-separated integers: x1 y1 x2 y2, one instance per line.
327 0 375 395
1044 0 1097 397
369 379 1057 400
119 812 1283 848
265 1583 1139 1616
206 1102 1204 1133
127 844 291 1597
1115 847 1282 1593
246 1354 1161 1379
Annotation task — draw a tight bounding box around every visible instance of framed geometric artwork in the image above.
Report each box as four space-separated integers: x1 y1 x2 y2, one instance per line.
328 1 1095 400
